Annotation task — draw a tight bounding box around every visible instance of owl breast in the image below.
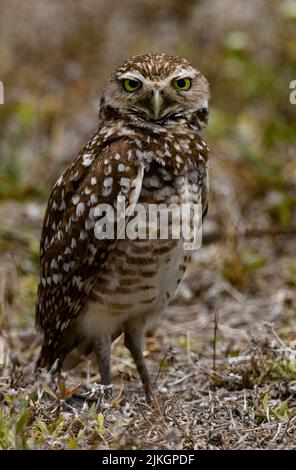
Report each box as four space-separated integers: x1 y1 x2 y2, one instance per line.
80 154 203 341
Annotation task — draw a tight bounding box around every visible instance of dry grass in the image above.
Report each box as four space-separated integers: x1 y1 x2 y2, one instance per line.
1 321 296 449
0 202 296 449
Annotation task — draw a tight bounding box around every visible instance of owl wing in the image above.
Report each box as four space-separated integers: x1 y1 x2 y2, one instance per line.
36 137 143 367
198 138 209 220
201 167 209 220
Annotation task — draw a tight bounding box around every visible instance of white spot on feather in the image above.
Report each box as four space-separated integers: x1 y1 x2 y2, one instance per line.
79 230 87 240
76 202 85 216
50 259 59 269
89 207 96 220
82 153 93 167
55 175 63 186
90 193 98 204
88 243 97 255
72 195 80 205
52 273 61 285
118 163 125 172
73 275 82 288
120 177 131 188
103 177 113 187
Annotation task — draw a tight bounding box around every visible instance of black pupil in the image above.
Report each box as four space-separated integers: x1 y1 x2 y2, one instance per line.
177 79 186 88
129 80 138 88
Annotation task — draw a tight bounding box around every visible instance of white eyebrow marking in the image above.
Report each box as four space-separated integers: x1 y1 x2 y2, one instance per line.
170 69 197 80
117 71 146 81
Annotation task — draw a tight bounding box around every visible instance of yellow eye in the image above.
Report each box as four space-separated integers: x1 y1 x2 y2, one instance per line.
122 79 142 92
173 77 192 91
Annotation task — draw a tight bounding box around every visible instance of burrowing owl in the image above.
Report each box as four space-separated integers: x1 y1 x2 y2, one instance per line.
36 53 209 401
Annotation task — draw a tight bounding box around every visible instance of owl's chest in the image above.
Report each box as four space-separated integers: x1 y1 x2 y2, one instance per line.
82 157 203 338
86 236 185 334
139 163 202 207
83 237 185 340
89 164 199 311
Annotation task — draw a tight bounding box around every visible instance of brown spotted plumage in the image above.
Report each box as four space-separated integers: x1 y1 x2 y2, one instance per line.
36 53 210 401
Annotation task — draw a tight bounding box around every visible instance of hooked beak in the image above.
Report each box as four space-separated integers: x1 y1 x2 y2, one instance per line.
150 90 164 119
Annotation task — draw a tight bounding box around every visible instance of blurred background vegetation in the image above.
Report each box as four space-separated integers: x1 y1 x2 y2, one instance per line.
0 0 295 350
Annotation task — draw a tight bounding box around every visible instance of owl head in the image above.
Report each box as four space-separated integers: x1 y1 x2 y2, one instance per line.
101 53 209 130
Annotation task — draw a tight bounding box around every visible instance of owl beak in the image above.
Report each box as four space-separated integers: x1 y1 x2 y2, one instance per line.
151 90 164 119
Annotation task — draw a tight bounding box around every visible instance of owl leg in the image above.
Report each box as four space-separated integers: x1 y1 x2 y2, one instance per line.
93 336 112 386
124 326 153 403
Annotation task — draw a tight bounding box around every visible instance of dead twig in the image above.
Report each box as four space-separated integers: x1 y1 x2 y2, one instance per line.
213 311 219 372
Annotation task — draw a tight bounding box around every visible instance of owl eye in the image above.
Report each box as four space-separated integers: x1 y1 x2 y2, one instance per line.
122 79 142 92
173 77 192 91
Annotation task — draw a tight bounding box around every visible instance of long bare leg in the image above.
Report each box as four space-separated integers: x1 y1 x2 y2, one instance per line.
93 336 112 385
124 324 153 402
